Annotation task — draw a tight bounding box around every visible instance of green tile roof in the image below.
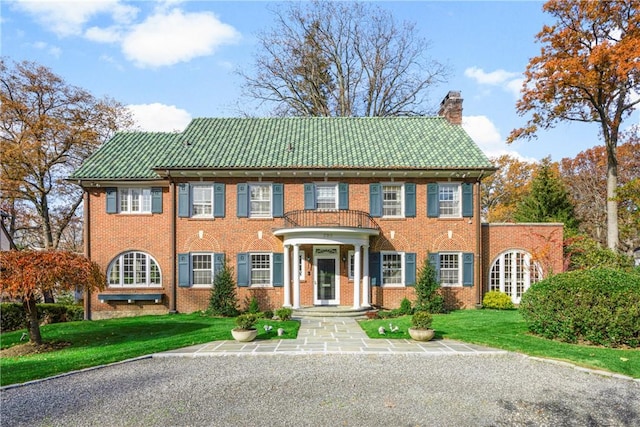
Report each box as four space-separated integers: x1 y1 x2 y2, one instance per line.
70 117 494 180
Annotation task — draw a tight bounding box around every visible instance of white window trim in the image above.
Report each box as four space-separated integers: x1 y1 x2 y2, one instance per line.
250 252 273 287
381 182 404 218
347 250 355 280
381 251 405 287
489 250 542 302
315 182 339 211
248 182 272 218
108 251 161 288
438 182 462 218
191 252 215 288
190 184 214 219
299 250 306 281
439 252 462 287
118 187 152 214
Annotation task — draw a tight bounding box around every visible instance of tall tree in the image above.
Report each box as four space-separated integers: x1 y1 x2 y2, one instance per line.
514 157 578 232
0 250 105 344
240 1 448 117
481 155 538 222
560 140 640 252
0 59 132 251
508 0 640 250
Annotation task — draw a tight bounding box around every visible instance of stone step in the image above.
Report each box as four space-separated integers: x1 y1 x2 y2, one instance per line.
293 306 374 319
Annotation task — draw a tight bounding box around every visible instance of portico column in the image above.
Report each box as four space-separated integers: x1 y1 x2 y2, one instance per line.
292 244 301 309
353 245 361 309
362 244 370 307
283 244 291 307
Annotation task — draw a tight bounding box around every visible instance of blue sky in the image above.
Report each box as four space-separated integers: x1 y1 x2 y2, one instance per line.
3 0 638 162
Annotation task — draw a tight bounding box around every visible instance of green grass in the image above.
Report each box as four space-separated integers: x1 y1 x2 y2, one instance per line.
0 313 300 386
360 309 640 378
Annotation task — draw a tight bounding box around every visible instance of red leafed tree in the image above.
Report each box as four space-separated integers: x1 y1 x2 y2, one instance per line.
508 0 640 250
0 250 105 344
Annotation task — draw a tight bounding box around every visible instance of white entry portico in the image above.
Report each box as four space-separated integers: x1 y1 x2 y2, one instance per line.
274 227 379 309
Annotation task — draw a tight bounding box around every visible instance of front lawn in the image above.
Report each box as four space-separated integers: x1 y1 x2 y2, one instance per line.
0 313 300 386
360 309 640 378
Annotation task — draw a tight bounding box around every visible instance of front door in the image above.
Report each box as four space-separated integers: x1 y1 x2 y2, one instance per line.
314 246 339 305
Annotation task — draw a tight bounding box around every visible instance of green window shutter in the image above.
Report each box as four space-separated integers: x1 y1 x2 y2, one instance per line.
213 183 225 218
463 253 474 287
272 184 284 217
178 183 190 218
427 183 439 218
237 184 248 218
369 252 381 286
304 183 316 210
178 253 191 287
151 187 163 214
369 183 382 217
405 252 416 286
213 253 225 278
272 253 284 287
237 253 249 287
405 183 416 218
106 187 117 214
428 252 440 282
462 183 473 218
338 183 349 210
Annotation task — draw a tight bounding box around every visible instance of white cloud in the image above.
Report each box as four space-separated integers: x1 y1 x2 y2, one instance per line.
127 103 191 132
464 66 523 99
121 8 240 68
85 26 122 43
31 41 62 58
14 0 137 37
462 115 533 161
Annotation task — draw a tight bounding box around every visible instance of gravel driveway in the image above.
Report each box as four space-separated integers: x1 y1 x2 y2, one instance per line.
2 353 639 426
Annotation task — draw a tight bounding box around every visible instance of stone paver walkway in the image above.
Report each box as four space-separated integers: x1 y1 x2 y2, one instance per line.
155 317 506 357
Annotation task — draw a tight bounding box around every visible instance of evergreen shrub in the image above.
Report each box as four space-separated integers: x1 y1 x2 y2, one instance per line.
482 291 515 310
520 268 640 347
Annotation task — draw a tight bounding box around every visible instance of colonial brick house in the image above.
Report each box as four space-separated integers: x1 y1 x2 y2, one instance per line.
70 92 563 319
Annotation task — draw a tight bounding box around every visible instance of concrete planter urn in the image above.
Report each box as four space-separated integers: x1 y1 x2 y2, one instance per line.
409 311 435 341
231 328 258 342
232 313 258 342
408 327 435 342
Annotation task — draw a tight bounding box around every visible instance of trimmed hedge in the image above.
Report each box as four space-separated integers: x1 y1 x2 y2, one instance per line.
0 303 84 333
482 291 515 310
520 269 640 347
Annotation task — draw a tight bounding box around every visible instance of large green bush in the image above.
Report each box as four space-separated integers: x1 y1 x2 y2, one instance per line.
520 269 640 347
0 303 84 332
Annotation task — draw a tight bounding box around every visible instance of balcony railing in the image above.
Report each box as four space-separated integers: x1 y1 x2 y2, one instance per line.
280 209 380 231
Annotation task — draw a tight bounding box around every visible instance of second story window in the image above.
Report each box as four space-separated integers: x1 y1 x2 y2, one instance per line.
191 185 214 218
382 184 403 217
439 184 460 217
316 183 338 210
119 188 152 213
250 184 271 217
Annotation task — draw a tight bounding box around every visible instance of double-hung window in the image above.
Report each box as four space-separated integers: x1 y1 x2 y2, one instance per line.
382 252 403 286
316 183 338 210
439 253 461 286
382 184 403 217
347 250 355 280
108 251 161 287
191 185 214 218
439 184 460 217
249 184 271 218
250 253 272 286
119 188 152 213
191 253 214 286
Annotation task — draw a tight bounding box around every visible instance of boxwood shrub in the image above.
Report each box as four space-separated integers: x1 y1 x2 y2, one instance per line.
520 268 640 347
0 303 84 333
482 291 515 310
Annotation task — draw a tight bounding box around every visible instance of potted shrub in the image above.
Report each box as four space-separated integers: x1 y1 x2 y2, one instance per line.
231 313 258 342
408 311 435 341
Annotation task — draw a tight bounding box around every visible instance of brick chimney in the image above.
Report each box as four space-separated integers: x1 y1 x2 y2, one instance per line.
438 91 463 125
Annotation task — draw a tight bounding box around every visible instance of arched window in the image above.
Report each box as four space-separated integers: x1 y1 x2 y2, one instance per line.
107 251 161 287
489 250 541 303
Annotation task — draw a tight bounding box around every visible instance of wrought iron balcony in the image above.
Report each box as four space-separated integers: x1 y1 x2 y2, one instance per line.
280 209 380 231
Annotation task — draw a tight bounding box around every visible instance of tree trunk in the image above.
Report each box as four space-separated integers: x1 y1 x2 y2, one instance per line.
23 296 42 345
605 135 619 251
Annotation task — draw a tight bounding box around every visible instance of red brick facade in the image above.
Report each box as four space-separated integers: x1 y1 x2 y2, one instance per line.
85 179 564 319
